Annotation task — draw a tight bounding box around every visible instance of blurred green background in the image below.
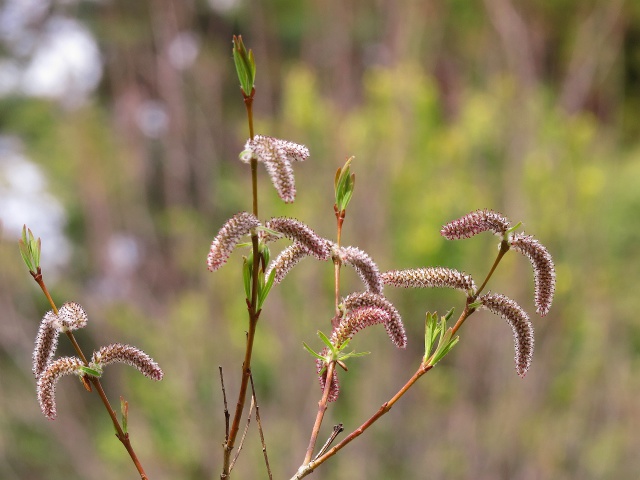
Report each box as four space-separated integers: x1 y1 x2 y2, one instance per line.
1 0 640 479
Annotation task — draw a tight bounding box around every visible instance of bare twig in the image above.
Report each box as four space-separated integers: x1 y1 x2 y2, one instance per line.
291 364 434 480
314 423 343 461
250 373 273 480
229 395 254 472
33 272 150 479
303 361 337 464
219 366 230 442
222 85 260 479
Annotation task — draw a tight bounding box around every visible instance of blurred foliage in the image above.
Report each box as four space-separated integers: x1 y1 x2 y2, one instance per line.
1 0 640 479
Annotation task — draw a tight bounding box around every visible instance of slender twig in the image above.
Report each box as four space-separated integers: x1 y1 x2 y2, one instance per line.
250 373 273 480
32 272 150 480
292 363 434 480
474 239 510 298
229 395 254 472
333 210 345 322
314 423 343 461
451 239 510 336
292 231 511 478
219 366 230 442
222 87 261 479
303 361 336 464
304 206 346 463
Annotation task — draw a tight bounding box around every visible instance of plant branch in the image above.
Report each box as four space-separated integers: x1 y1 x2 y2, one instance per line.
450 238 510 336
219 366 230 442
303 361 336 465
292 363 434 480
229 395 254 471
314 423 343 461
474 239 510 297
333 211 345 319
250 372 273 480
222 86 261 479
32 272 150 479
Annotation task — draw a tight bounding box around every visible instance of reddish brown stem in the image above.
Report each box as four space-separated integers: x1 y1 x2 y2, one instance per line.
91 378 149 479
333 210 345 320
303 361 336 464
250 372 273 480
450 239 510 336
474 239 510 298
292 364 434 479
221 86 260 479
32 273 149 479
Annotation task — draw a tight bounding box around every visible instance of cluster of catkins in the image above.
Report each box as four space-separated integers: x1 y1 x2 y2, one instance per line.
208 136 556 401
32 302 163 419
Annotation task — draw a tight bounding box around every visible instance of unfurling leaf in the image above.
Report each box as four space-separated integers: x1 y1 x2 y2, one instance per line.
335 157 356 213
19 225 42 273
232 35 256 96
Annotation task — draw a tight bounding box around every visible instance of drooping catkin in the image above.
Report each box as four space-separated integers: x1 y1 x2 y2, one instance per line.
243 135 310 203
91 343 163 381
479 293 534 377
510 233 556 316
37 356 84 419
207 212 261 271
342 292 406 348
32 311 59 379
337 246 383 295
264 217 330 260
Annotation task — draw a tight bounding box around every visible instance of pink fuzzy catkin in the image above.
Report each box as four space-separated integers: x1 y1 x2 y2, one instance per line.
479 293 534 377
441 209 511 240
510 233 556 316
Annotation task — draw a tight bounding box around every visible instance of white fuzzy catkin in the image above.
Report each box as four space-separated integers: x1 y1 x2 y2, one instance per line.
37 356 84 419
92 343 163 381
244 135 310 203
207 212 261 271
32 311 59 379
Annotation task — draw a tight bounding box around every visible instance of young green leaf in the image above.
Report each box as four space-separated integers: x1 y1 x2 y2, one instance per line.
431 329 459 365
232 35 256 96
302 342 326 361
317 330 337 356
79 365 102 377
444 307 455 322
334 157 356 213
423 312 439 363
120 396 129 434
260 242 271 269
18 225 41 272
338 350 370 361
18 239 33 271
336 338 351 352
257 268 276 310
505 221 523 236
242 257 252 301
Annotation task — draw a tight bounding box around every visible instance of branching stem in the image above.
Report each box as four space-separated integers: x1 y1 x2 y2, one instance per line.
222 87 261 479
333 210 345 321
32 272 149 479
475 239 510 297
292 364 434 480
250 372 273 480
303 361 336 464
451 239 510 335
